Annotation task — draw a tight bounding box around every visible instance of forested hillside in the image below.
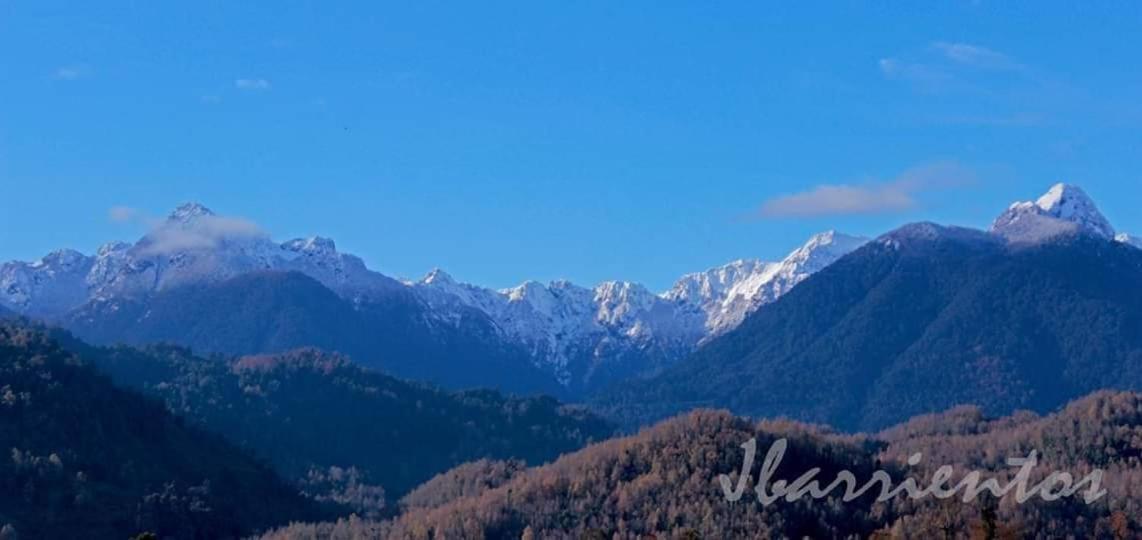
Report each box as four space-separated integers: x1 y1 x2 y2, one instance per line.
265 391 1141 539
597 226 1142 431
59 336 613 513
0 323 325 539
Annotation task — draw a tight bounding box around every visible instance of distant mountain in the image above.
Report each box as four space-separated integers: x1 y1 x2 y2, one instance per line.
56 338 613 514
0 323 324 539
266 391 1142 539
0 203 403 318
664 230 869 338
412 231 867 390
596 185 1142 431
2 203 864 394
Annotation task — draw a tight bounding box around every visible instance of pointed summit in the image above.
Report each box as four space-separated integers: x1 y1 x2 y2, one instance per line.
784 230 869 271
1033 183 1114 237
420 268 455 285
992 183 1115 242
168 202 216 223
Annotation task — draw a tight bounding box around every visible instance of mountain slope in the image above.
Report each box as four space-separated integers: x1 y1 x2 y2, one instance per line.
0 323 324 539
64 271 565 395
596 222 1142 431
51 335 612 510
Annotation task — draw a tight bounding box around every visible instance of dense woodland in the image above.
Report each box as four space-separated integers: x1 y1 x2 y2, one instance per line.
50 330 614 511
265 391 1141 539
0 323 327 539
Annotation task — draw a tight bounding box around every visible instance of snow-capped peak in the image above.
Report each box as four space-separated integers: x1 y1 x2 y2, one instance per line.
992 183 1115 241
2 203 403 316
782 230 869 274
168 202 216 223
664 230 868 336
420 268 455 285
283 236 338 256
1116 233 1142 249
33 249 88 270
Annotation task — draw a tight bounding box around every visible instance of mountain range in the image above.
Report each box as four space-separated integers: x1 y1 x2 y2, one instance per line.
2 183 1138 402
1 204 866 394
5 183 1142 538
596 183 1142 430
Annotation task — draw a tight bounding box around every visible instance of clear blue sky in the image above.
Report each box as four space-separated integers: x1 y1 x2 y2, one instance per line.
3 2 1141 290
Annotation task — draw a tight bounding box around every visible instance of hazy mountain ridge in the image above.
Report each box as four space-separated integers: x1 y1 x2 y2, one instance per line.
2 204 866 392
62 271 564 395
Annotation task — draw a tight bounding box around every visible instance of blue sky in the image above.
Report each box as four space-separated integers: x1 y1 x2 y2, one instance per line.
3 2 1141 290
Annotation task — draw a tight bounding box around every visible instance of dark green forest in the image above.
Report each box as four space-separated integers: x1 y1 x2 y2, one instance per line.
0 323 326 539
597 225 1142 431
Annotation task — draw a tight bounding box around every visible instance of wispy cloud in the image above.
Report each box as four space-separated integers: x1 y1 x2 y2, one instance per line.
235 78 271 91
140 215 265 255
54 65 90 81
108 206 138 223
932 42 1021 71
759 162 974 219
878 42 1024 94
108 204 267 255
878 58 955 89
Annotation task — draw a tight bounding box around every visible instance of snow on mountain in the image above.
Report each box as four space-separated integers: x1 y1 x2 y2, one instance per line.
2 202 867 389
991 183 1116 242
665 231 869 337
412 230 867 386
1 203 401 317
0 249 94 316
1116 233 1142 249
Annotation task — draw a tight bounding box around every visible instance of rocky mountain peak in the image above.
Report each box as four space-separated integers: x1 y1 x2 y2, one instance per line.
992 183 1115 242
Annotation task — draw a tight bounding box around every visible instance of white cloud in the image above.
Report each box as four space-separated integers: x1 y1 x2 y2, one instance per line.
108 206 138 223
235 78 271 91
139 215 265 254
761 184 916 218
759 162 974 218
108 204 267 255
878 57 954 89
932 42 1020 70
54 65 90 80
